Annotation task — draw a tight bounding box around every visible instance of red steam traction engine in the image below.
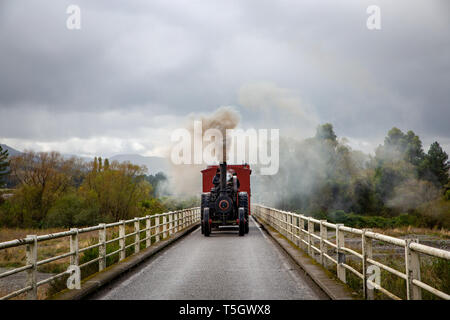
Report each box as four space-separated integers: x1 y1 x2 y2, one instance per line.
200 163 252 236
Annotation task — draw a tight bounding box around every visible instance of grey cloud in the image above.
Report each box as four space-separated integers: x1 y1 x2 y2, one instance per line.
0 0 449 155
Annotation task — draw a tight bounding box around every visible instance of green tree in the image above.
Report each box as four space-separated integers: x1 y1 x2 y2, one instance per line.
377 127 425 166
9 151 79 226
0 145 10 187
81 161 151 221
104 158 110 170
93 157 98 172
404 130 425 166
315 123 337 145
421 142 449 188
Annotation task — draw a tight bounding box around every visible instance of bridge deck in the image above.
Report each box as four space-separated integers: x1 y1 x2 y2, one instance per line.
90 218 325 300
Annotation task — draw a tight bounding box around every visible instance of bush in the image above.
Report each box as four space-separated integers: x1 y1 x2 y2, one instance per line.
323 210 421 229
44 193 101 228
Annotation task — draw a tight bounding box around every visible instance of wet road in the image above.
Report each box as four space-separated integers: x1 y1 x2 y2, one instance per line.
91 217 326 300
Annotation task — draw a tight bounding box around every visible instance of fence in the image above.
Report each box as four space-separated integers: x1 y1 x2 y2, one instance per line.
253 204 450 300
0 207 201 300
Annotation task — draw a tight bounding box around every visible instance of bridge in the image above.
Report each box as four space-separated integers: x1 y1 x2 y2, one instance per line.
0 205 449 300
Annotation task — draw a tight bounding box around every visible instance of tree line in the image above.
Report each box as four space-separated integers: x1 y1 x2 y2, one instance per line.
0 150 191 228
254 124 450 229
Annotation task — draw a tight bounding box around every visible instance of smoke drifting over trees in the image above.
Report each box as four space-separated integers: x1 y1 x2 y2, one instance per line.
165 92 449 229
253 124 449 228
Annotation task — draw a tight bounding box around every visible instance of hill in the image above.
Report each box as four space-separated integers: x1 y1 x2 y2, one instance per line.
109 154 169 174
0 144 22 157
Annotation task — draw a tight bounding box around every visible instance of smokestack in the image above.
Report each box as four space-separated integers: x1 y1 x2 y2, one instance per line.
222 135 227 163
220 135 227 193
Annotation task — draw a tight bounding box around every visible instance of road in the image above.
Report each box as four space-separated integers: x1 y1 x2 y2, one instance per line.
90 217 327 300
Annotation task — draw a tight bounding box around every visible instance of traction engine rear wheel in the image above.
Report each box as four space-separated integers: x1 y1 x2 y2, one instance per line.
203 208 211 237
238 208 245 236
201 193 210 234
238 192 249 234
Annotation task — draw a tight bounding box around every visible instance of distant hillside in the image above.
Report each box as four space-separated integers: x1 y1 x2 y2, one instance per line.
0 144 22 157
109 154 169 174
0 144 170 174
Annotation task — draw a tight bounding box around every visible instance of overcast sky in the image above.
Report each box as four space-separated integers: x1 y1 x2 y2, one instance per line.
0 0 449 158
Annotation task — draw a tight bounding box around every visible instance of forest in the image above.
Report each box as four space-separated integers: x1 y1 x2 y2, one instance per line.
253 124 450 229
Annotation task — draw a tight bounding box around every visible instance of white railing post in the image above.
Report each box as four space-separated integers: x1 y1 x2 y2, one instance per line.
290 213 294 242
362 229 374 300
319 220 327 266
134 218 140 253
336 224 346 283
273 209 277 230
163 215 168 239
189 209 192 226
175 212 178 233
299 217 305 250
119 220 126 261
405 239 422 300
146 215 151 248
288 212 294 242
279 211 283 234
70 228 79 267
99 224 106 271
296 215 300 247
284 212 288 236
181 210 185 229
307 218 314 258
155 215 160 243
169 213 173 236
275 210 278 231
25 235 37 299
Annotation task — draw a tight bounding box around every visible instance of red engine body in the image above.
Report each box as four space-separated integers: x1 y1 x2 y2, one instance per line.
201 164 252 215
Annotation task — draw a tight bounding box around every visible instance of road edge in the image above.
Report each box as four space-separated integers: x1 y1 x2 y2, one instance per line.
252 215 356 300
50 223 200 300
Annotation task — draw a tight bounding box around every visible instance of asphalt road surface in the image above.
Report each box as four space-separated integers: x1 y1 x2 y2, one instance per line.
91 217 327 300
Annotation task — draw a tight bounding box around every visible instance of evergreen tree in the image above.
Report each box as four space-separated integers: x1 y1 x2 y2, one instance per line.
0 145 10 187
421 142 449 187
93 157 98 172
104 158 110 170
315 123 337 144
404 130 425 166
380 128 425 166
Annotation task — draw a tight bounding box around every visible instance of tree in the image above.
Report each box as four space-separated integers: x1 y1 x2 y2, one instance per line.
421 142 449 188
377 127 425 166
145 172 167 197
9 151 78 226
104 158 110 170
315 123 337 145
0 145 10 187
81 161 151 221
93 157 98 172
